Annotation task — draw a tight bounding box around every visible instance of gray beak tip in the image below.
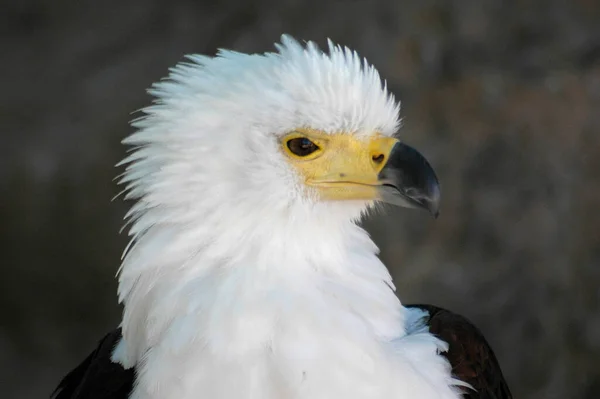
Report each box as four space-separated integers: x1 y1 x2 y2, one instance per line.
377 142 441 217
426 180 441 218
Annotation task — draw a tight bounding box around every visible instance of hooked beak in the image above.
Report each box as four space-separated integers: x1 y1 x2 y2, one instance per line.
377 142 441 218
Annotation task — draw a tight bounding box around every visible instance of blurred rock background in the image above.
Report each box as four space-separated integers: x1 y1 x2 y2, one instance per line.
2 0 600 398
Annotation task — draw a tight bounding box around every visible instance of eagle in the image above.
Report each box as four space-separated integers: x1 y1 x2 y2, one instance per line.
52 36 511 399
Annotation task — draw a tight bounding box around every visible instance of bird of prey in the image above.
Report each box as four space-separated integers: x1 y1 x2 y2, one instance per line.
52 35 511 399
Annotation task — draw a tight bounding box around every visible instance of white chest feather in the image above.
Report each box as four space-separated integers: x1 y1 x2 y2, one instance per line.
112 225 461 399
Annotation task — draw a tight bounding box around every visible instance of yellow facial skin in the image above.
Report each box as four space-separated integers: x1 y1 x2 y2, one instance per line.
281 128 399 201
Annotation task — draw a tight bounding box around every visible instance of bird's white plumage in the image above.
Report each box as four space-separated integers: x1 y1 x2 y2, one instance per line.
113 35 462 399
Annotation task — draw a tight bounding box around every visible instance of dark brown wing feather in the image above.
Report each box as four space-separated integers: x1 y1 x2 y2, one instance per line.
406 304 512 399
51 329 133 399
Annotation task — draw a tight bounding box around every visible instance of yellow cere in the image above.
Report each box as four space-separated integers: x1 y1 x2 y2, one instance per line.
281 128 399 201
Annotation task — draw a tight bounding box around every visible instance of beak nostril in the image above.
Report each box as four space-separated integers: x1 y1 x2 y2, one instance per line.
372 154 385 164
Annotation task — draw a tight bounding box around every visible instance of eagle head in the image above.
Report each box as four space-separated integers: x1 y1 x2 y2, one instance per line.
119 35 440 239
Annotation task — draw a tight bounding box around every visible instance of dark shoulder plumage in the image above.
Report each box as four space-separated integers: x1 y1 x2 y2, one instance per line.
406 304 512 399
51 329 133 399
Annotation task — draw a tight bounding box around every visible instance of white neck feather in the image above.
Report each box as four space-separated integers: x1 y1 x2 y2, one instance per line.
112 204 460 399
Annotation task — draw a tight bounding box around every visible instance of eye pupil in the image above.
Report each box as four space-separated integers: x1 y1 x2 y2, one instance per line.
287 137 319 157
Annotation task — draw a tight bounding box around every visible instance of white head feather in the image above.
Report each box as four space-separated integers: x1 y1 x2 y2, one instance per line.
112 35 461 399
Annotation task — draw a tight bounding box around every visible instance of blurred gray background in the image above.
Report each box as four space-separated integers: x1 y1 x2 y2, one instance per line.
2 0 600 398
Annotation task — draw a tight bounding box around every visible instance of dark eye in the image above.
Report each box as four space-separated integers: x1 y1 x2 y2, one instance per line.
287 137 319 157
